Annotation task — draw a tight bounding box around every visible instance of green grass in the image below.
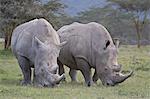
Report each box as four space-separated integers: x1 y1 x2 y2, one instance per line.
0 43 150 99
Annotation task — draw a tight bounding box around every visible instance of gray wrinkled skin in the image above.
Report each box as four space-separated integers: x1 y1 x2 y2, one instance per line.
57 22 133 86
11 18 65 87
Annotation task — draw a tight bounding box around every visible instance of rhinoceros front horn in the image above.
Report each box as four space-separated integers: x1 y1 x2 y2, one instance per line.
112 70 133 85
51 74 65 84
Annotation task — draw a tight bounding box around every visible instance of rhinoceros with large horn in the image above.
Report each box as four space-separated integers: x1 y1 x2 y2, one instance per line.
57 22 133 86
11 18 66 87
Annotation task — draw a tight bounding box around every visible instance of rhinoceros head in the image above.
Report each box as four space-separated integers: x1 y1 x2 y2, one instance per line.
33 37 66 87
96 40 133 86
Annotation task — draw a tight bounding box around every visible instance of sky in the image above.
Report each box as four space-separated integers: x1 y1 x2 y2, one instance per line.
61 0 107 16
43 0 107 16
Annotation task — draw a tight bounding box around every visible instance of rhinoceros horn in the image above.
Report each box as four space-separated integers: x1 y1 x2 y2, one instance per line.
112 70 133 85
50 73 65 84
51 66 58 74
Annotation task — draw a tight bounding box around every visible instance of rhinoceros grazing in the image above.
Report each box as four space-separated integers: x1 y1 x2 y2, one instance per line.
57 22 133 86
11 18 65 87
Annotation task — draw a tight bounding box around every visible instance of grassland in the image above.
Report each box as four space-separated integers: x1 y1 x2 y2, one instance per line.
0 43 150 99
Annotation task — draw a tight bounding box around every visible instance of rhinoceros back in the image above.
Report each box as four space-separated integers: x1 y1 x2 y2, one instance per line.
58 22 113 46
11 18 60 60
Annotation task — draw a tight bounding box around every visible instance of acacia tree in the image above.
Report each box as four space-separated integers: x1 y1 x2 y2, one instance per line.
0 0 42 49
107 0 150 48
75 6 133 41
0 0 65 49
41 0 66 29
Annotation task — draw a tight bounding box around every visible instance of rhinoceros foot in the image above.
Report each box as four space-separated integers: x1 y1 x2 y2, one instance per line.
20 80 31 86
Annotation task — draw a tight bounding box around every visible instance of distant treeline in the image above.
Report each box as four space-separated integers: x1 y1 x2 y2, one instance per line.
0 0 150 49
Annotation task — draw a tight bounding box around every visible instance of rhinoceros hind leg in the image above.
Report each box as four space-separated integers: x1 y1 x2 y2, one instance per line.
75 58 92 87
69 69 77 82
18 56 31 85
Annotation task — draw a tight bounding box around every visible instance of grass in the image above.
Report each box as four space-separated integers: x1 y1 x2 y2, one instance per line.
0 43 150 99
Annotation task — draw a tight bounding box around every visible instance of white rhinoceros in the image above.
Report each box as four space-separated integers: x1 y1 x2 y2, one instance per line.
11 18 65 87
57 22 133 86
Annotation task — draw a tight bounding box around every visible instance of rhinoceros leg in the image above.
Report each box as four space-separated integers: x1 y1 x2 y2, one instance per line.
58 59 66 81
17 56 31 85
92 69 99 83
69 69 77 82
58 59 64 75
75 58 92 87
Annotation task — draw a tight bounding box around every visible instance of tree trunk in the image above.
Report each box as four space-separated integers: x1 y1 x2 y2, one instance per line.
4 32 11 49
134 19 141 48
4 33 8 49
6 34 11 49
136 29 141 48
4 27 9 49
4 27 12 50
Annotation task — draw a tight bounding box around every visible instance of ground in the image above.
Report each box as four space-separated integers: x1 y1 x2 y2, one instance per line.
0 43 150 99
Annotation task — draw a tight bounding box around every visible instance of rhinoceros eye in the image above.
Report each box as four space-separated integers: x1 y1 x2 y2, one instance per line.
104 67 108 71
47 63 49 66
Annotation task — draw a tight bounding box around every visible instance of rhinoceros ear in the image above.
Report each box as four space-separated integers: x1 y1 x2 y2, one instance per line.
113 38 120 48
104 40 110 50
33 36 45 49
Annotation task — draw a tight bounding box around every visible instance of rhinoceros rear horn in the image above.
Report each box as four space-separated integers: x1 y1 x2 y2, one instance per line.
51 66 58 74
112 70 133 84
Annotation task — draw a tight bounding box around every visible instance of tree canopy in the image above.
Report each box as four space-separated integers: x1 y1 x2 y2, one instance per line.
107 0 150 47
0 0 66 49
75 0 150 46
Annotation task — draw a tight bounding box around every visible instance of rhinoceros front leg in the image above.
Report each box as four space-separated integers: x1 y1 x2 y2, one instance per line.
58 59 66 82
69 69 77 82
75 58 92 87
58 59 64 75
17 56 31 85
92 69 99 83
